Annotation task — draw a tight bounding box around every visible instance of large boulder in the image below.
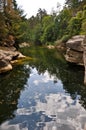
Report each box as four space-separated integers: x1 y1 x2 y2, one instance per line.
0 46 25 73
0 60 12 73
65 48 83 65
0 47 25 60
65 35 86 85
82 36 86 85
66 35 85 52
65 35 85 65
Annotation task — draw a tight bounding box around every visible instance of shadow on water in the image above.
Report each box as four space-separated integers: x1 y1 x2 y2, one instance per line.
0 65 30 124
0 46 86 130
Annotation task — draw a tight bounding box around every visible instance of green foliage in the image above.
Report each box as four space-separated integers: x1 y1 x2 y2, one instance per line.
61 35 71 43
83 5 86 10
40 15 57 44
32 24 43 44
14 21 30 42
81 20 86 34
68 17 81 35
27 2 86 45
0 0 86 47
65 0 79 8
82 10 86 20
41 24 57 44
0 0 28 46
0 13 8 41
80 5 86 35
42 16 53 29
54 8 72 39
76 11 83 18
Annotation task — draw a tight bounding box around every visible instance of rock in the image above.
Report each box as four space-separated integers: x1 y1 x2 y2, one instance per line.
65 35 86 85
82 35 86 85
65 48 83 65
19 42 30 48
0 46 25 73
47 45 55 49
66 35 85 52
65 35 84 65
0 60 12 73
16 52 26 59
0 47 25 60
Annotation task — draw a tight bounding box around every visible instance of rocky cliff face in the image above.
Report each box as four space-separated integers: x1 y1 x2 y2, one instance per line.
82 35 86 85
65 35 86 85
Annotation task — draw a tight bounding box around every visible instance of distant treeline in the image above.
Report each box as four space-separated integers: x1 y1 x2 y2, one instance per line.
0 0 86 46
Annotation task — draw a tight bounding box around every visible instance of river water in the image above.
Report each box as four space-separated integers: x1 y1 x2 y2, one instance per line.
0 46 86 130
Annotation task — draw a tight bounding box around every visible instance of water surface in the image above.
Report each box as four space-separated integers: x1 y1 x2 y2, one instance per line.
0 46 86 130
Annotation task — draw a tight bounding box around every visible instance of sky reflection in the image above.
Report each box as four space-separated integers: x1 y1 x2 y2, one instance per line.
0 66 86 130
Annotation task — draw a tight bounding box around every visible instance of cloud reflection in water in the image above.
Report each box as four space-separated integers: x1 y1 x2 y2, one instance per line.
0 67 86 130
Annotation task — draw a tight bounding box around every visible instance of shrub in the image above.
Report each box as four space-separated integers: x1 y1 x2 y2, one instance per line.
61 35 70 43
81 20 86 34
68 17 82 36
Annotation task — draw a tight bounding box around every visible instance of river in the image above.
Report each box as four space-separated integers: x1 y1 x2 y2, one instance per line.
0 46 86 130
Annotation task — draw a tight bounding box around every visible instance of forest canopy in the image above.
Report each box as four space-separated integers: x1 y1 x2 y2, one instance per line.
0 0 86 46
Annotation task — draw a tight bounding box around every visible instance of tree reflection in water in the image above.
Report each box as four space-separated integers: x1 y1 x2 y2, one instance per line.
0 46 86 130
0 65 30 124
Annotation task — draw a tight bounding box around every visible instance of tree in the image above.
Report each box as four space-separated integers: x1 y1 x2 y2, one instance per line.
32 23 43 45
54 7 72 39
65 0 79 8
81 5 86 34
0 12 8 42
41 23 57 44
0 0 4 12
41 15 57 44
68 17 81 35
36 8 47 22
65 0 82 16
0 0 27 46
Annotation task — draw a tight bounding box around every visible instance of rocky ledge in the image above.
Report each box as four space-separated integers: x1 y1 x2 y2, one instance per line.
0 47 25 73
65 35 86 84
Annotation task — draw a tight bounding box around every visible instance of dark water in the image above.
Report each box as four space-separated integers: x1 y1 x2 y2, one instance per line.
0 46 86 130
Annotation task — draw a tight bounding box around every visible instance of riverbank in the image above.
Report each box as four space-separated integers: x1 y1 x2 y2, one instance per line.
0 46 25 73
0 35 86 85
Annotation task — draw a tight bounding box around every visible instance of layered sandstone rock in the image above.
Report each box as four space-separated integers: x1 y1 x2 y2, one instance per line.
0 47 25 73
0 60 12 73
65 35 86 85
82 36 86 85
